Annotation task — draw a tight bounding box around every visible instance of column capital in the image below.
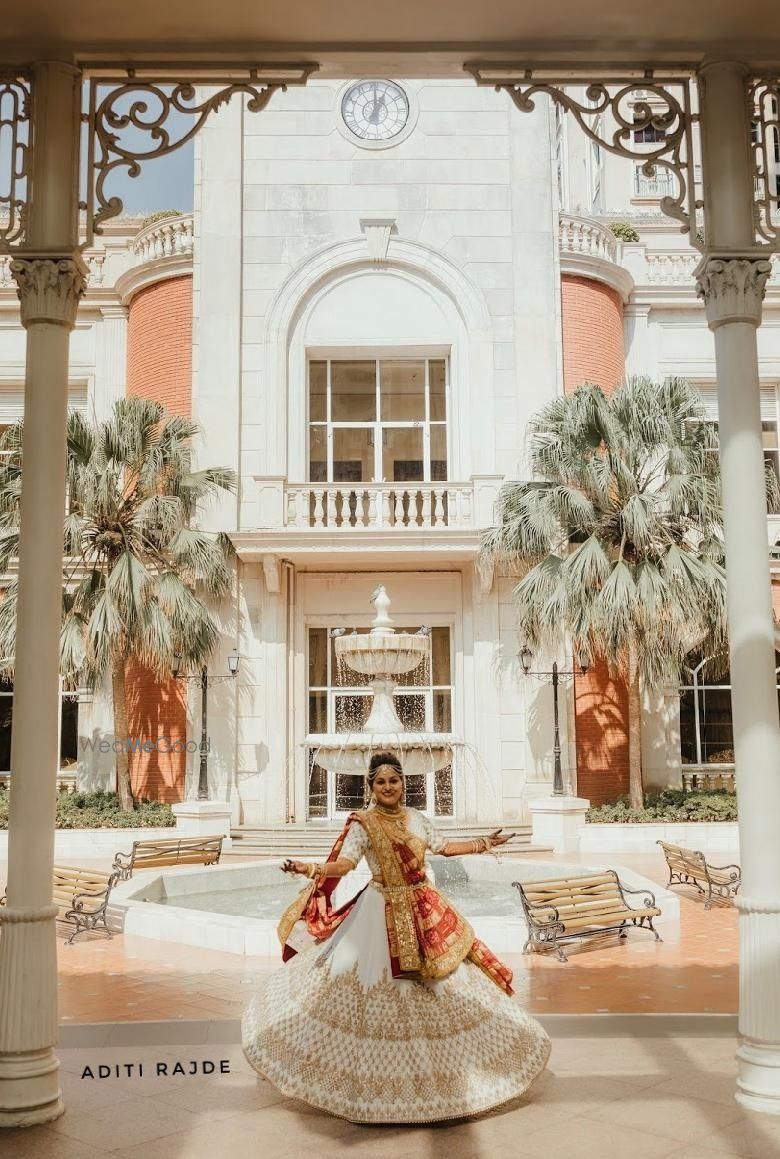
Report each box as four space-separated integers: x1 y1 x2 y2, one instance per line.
10 254 87 329
695 255 773 328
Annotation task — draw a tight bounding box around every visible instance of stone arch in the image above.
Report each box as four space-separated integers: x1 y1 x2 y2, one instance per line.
263 236 495 480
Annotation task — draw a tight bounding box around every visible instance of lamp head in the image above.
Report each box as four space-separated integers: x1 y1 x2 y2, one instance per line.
171 653 182 678
227 648 240 677
519 646 533 675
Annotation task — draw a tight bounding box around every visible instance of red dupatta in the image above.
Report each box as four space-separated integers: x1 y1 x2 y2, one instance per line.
277 809 513 995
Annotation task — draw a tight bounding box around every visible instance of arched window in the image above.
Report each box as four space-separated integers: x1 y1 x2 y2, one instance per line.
679 652 780 771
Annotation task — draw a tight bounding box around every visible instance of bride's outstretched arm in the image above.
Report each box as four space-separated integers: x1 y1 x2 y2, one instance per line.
282 857 357 880
439 829 516 857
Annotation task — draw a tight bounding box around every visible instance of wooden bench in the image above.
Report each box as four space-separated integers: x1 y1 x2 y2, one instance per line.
657 840 741 908
1 866 118 944
513 870 662 962
112 835 224 881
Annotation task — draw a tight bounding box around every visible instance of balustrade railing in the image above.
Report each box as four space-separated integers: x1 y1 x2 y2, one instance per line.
131 213 194 262
285 482 474 530
558 213 620 264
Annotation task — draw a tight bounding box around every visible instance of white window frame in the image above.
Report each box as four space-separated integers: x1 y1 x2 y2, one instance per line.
306 622 455 820
307 355 450 486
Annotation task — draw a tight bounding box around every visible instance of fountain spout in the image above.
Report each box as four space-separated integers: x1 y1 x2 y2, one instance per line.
369 584 395 638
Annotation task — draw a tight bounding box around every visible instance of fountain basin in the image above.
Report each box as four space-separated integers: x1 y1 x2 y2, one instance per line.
336 632 429 677
309 732 458 774
107 857 679 956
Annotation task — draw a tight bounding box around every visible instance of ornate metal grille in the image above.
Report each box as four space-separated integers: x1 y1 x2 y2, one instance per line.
0 74 32 251
81 64 317 244
749 78 780 246
465 65 702 247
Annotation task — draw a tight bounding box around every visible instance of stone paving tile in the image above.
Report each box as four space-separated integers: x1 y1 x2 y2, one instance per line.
49 850 738 1023
4 1036 777 1159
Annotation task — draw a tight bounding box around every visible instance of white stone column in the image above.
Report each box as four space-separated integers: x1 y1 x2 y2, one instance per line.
697 60 780 1115
0 61 84 1127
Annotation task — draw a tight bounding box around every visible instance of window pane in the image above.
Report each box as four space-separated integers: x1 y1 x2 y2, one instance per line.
404 774 426 810
383 426 423 483
336 774 365 812
60 697 79 766
433 690 451 732
308 757 328 819
309 361 327 422
309 628 328 687
332 361 376 421
335 694 371 732
434 765 453 816
333 427 373 483
431 627 451 685
380 360 425 421
309 691 328 734
430 425 447 481
309 426 327 482
429 359 446 421
700 688 734 763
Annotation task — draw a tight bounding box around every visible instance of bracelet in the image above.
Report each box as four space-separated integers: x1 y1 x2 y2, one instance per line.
482 836 492 853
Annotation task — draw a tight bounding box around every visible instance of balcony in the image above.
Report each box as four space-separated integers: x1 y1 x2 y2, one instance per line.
557 213 634 301
231 476 503 571
286 482 475 530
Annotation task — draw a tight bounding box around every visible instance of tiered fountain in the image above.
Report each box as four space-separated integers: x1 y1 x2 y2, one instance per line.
307 585 458 776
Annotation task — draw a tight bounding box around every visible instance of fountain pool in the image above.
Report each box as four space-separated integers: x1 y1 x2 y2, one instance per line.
107 856 679 957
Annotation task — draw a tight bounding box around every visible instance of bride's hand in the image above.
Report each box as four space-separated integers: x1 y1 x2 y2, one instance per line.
282 859 309 876
488 829 516 848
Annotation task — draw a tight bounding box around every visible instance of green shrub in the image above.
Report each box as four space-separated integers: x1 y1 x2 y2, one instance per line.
587 788 738 823
0 789 175 830
608 221 641 243
139 209 183 229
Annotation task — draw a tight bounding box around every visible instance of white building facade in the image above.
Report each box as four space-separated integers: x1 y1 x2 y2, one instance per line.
3 77 780 826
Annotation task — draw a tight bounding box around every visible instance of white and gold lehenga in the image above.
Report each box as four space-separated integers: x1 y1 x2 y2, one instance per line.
242 807 551 1124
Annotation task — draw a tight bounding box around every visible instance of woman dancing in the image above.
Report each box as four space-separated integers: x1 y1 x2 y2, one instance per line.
242 752 551 1123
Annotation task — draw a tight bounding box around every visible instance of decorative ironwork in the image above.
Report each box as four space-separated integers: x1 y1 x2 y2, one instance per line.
82 64 318 243
0 74 32 251
748 77 780 246
465 65 701 246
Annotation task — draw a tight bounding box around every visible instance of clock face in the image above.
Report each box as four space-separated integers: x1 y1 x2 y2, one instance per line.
341 80 410 143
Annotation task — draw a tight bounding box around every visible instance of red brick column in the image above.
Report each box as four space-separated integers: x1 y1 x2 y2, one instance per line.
561 276 625 395
561 275 629 803
125 275 193 800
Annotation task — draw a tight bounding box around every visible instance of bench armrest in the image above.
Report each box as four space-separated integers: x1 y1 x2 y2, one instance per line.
511 884 560 924
619 882 658 910
112 850 134 880
707 861 741 875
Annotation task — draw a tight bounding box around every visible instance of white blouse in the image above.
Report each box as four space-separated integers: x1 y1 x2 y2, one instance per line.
340 807 445 876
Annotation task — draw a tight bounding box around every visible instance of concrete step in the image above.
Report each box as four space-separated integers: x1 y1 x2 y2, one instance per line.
229 823 545 859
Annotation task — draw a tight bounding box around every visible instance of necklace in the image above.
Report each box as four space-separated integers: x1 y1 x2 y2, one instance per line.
374 805 406 824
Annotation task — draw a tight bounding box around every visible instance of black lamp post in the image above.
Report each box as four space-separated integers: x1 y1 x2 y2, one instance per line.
519 647 588 797
172 648 240 800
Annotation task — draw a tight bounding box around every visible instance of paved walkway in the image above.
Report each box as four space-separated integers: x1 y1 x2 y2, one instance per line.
45 850 737 1023
2 1033 778 1159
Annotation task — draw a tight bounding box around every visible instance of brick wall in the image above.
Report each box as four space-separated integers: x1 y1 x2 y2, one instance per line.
561 274 629 802
125 275 193 800
561 275 625 395
127 276 192 417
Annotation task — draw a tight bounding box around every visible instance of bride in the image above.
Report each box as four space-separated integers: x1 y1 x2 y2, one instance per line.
242 752 551 1123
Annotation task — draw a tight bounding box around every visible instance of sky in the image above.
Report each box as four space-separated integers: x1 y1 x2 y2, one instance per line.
89 94 195 217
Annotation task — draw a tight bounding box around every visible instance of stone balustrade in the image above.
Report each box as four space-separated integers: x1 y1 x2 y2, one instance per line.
285 482 474 530
131 214 194 263
558 213 621 264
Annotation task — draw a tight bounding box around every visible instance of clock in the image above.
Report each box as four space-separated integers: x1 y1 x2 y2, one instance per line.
341 80 410 144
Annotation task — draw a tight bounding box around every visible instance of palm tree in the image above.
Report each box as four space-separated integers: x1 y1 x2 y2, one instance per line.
482 377 779 809
0 398 237 810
